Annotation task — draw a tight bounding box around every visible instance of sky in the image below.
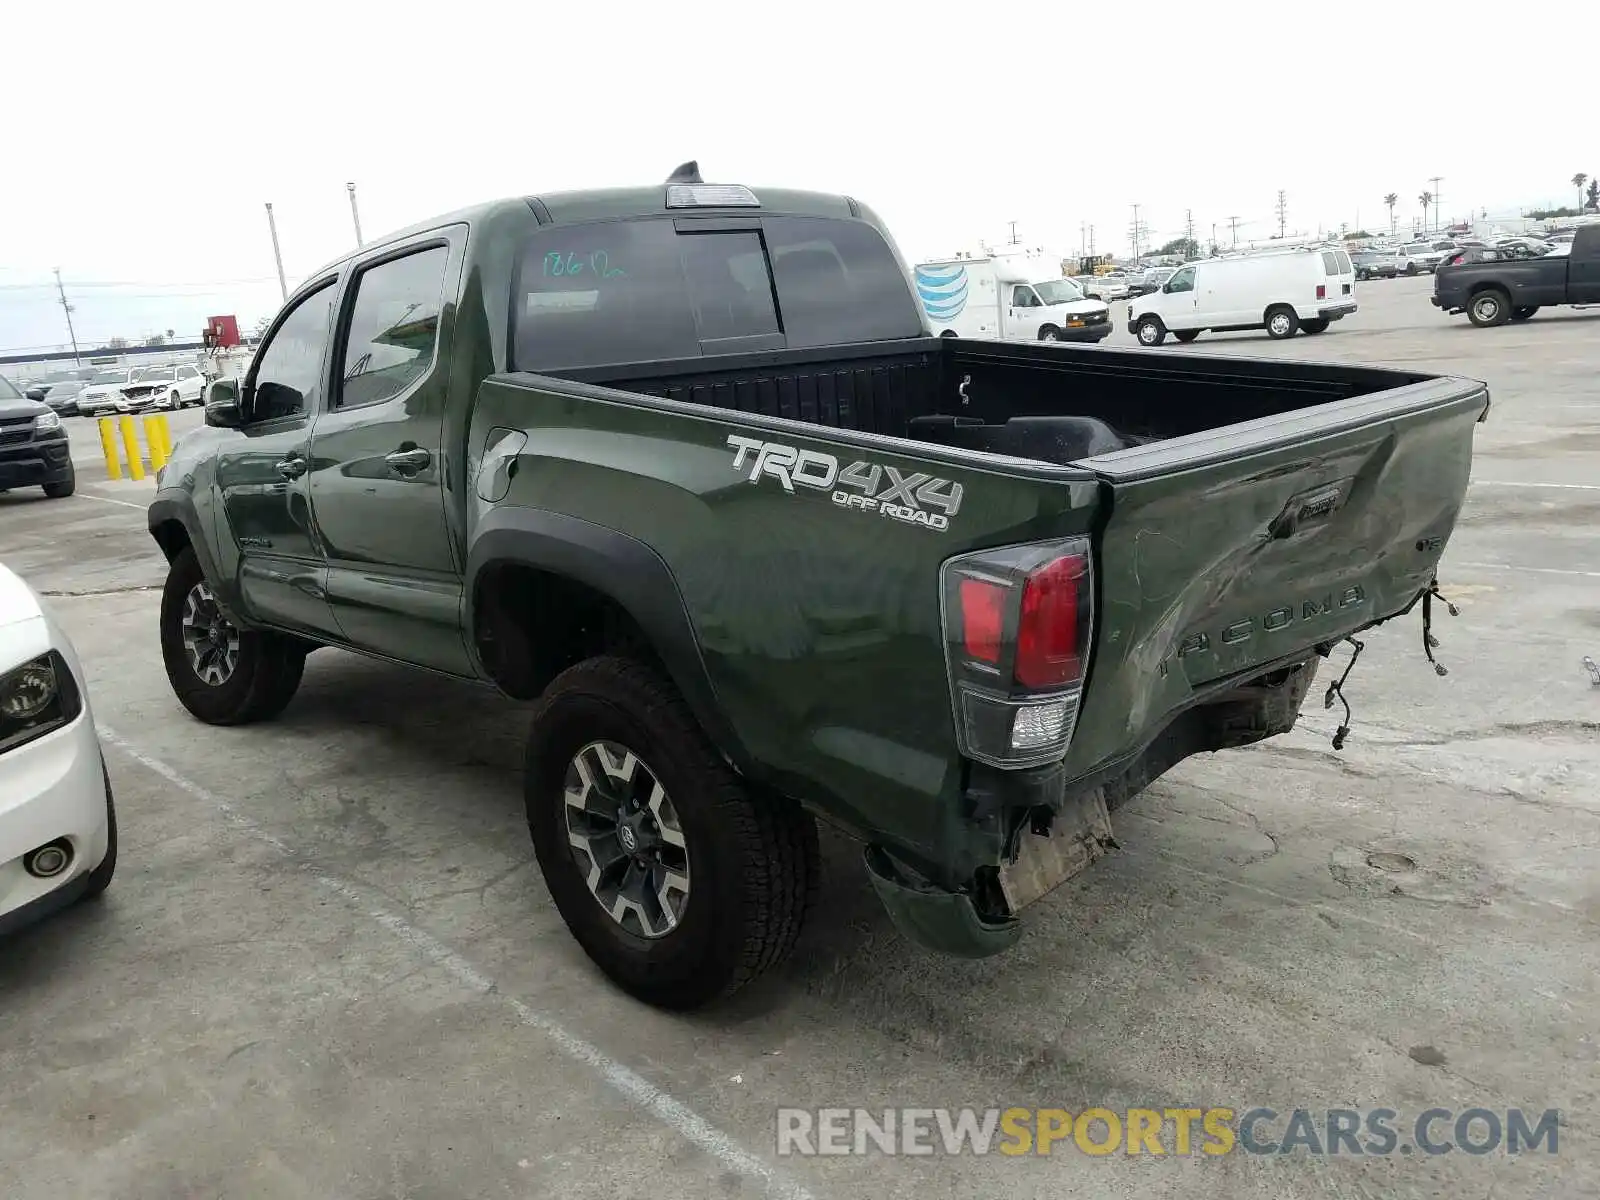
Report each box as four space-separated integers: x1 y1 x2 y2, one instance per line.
2 0 1592 357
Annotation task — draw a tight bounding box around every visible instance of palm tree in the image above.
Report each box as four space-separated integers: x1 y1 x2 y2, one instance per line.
1574 173 1589 213
1418 191 1433 233
1384 192 1398 233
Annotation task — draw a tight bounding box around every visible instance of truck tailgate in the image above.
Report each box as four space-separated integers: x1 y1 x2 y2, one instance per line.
1067 374 1489 768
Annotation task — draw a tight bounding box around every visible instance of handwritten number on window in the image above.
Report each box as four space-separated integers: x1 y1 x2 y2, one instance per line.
543 250 626 279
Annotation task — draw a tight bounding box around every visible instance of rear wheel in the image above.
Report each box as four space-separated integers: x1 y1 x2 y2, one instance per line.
1173 330 1200 343
525 656 819 1009
1300 318 1330 334
1510 305 1539 322
1468 289 1511 328
1265 306 1300 339
1135 316 1167 346
160 547 306 724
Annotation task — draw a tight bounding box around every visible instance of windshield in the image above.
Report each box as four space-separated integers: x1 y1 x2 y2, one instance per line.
90 370 129 384
133 365 175 381
1032 278 1086 304
0 375 22 400
1403 244 1432 254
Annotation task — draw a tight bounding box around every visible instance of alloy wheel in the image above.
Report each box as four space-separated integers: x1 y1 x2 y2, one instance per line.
181 581 241 685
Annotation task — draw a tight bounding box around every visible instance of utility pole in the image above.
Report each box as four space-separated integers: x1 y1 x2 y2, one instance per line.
1428 175 1442 232
1079 222 1086 257
1184 208 1195 254
1129 203 1146 266
265 203 288 302
1006 220 1019 245
347 181 364 247
1275 190 1288 238
1088 224 1095 256
1228 215 1240 245
52 268 81 365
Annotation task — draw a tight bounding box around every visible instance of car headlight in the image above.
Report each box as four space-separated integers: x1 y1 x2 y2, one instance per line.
34 410 62 432
0 651 82 755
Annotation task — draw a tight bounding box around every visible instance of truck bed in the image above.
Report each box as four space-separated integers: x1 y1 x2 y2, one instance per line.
549 336 1436 462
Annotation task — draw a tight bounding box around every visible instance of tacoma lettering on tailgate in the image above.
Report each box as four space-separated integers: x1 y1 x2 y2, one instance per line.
1175 585 1368 659
726 434 964 532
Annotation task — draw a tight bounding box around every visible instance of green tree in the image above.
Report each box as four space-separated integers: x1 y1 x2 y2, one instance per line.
1418 191 1433 232
1156 236 1199 258
1384 192 1398 234
1587 179 1599 212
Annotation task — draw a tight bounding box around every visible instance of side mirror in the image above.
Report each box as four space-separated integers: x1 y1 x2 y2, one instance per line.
204 378 243 428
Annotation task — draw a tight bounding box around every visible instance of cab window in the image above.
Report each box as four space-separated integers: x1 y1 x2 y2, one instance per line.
1165 267 1197 293
1011 285 1040 308
248 281 336 421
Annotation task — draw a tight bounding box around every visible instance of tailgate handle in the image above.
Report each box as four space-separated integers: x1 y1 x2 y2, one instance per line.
1268 481 1348 540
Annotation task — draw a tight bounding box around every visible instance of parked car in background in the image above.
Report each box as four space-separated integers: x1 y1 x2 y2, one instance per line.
1076 273 1132 301
1433 224 1600 326
115 363 206 413
75 368 139 417
0 560 118 936
1353 250 1400 280
41 381 85 417
1128 244 1356 345
1127 266 1175 298
1396 243 1447 275
0 375 75 498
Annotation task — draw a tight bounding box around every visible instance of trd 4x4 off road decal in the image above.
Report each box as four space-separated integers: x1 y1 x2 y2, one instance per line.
725 435 964 532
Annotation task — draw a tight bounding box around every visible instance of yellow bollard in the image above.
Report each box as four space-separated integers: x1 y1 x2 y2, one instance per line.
98 418 124 481
117 415 146 482
142 415 167 471
158 413 174 460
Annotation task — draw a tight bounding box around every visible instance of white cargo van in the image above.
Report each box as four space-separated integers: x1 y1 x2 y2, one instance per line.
913 252 1112 343
1126 246 1357 346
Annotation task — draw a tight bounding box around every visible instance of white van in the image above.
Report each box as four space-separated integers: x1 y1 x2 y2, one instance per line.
1126 247 1357 346
914 252 1112 343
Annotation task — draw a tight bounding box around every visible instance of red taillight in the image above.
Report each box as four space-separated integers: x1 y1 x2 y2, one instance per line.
1316 283 1327 300
1014 554 1086 689
958 578 1005 664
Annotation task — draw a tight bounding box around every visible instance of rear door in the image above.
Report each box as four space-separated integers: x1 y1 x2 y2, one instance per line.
1567 227 1600 303
1066 375 1490 774
306 227 472 675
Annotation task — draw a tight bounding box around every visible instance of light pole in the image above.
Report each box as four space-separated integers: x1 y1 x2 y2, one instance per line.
265 203 288 302
347 181 364 247
53 268 81 365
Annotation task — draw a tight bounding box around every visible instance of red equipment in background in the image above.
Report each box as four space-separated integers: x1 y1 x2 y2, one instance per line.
202 315 241 349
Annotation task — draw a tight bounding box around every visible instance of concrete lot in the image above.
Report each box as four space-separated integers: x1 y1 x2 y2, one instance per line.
3 275 1597 1199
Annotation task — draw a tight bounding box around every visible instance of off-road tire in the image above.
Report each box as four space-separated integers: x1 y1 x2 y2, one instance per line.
525 656 819 1009
160 546 305 725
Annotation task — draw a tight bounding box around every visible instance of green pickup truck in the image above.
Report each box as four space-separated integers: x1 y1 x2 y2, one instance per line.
148 164 1490 1008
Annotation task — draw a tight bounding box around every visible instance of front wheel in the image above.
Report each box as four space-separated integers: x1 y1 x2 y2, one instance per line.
160 546 306 725
1510 306 1539 322
1265 306 1300 339
42 468 75 499
525 656 819 1010
1135 316 1167 346
1300 318 1330 334
1038 325 1060 342
1468 289 1511 328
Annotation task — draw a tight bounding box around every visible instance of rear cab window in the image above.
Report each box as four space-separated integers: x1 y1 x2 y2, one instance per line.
512 215 924 372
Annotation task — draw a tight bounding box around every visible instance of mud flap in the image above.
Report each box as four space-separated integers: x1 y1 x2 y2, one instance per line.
998 787 1116 915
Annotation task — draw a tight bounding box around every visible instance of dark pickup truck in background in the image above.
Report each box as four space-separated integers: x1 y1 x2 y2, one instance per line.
1433 224 1600 326
148 163 1490 1009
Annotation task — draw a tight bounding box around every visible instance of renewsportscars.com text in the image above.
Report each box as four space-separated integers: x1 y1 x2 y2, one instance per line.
775 1106 1561 1157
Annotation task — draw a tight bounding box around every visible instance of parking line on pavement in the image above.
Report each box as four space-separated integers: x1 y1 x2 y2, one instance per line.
97 726 818 1200
1455 561 1600 579
72 491 149 511
1471 480 1600 491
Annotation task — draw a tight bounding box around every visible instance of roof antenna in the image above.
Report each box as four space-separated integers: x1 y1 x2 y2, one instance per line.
666 161 702 184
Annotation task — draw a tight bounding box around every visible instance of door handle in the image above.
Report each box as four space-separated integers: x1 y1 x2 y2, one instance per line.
385 446 432 474
275 455 307 480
